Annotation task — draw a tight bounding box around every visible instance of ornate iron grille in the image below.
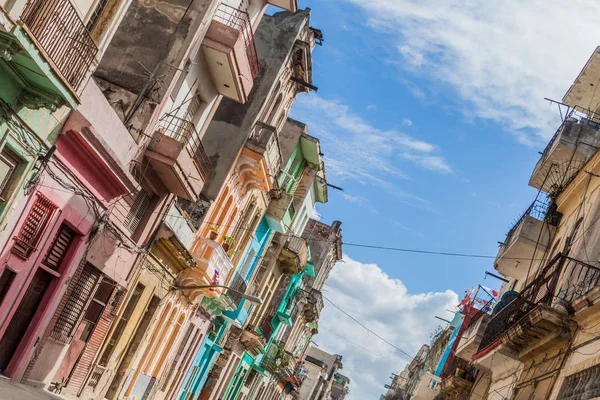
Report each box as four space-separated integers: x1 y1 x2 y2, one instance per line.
51 264 101 343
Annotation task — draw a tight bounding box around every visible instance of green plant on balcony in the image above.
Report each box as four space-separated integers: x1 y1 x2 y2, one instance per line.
222 236 236 252
227 249 236 259
265 342 290 374
208 225 220 241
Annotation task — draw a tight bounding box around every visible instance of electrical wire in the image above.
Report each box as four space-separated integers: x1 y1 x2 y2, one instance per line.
319 325 403 365
321 294 414 360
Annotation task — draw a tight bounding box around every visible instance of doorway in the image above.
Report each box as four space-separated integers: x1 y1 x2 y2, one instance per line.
0 269 53 371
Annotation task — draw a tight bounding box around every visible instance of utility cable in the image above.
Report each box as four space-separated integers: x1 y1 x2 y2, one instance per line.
321 294 414 360
319 325 403 364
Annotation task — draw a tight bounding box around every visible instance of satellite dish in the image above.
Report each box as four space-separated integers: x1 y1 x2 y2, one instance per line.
492 291 518 315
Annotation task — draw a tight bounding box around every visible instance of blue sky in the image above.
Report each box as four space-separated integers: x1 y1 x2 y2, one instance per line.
277 0 600 398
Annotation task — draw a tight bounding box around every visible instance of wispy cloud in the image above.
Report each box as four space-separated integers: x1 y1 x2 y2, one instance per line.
367 104 377 110
292 94 452 183
402 118 413 127
393 220 425 237
340 0 600 145
340 193 379 214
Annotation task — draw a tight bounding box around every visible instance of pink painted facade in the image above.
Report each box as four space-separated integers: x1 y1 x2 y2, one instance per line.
0 79 143 389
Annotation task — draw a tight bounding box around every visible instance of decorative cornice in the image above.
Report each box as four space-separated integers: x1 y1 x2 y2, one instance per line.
0 31 21 61
19 86 64 111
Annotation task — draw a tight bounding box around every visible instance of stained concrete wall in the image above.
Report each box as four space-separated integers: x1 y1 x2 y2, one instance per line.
94 0 215 135
201 10 312 201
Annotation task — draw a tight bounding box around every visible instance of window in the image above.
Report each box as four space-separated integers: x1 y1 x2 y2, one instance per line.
78 279 115 342
98 283 145 366
0 269 16 306
12 194 57 258
123 190 151 235
86 0 110 33
0 147 22 202
51 264 102 343
43 224 76 271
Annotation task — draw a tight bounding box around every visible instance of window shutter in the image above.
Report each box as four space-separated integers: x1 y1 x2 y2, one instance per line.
43 224 76 271
123 191 150 235
12 194 57 258
51 264 101 343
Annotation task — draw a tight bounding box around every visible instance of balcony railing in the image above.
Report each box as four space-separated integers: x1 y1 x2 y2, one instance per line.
225 271 248 308
477 253 599 352
539 105 600 164
503 198 555 246
21 0 98 90
280 235 309 274
262 341 294 378
155 114 212 180
247 122 282 178
213 3 259 77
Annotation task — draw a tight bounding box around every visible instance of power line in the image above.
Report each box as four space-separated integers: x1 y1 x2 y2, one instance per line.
319 325 403 365
321 294 414 360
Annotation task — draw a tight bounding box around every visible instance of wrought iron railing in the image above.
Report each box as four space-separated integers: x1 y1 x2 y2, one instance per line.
247 122 281 178
441 356 476 382
502 198 554 247
477 253 599 352
284 235 308 259
154 114 212 181
213 3 259 77
21 0 98 90
225 272 247 308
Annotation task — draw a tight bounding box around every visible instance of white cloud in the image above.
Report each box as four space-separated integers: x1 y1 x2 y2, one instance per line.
402 118 413 127
316 255 458 399
341 0 600 144
367 104 377 110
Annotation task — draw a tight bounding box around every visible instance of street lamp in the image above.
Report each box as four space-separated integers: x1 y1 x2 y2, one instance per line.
173 284 263 304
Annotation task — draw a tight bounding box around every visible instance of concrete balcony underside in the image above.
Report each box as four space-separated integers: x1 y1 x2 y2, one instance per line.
0 20 78 110
177 238 234 305
529 120 600 193
440 375 474 397
201 12 255 104
456 315 490 362
278 236 309 275
495 216 555 281
267 0 298 12
239 328 266 352
145 131 205 201
266 191 294 233
475 305 573 366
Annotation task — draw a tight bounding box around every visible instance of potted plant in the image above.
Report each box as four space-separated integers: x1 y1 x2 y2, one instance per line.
208 225 219 241
227 249 236 259
222 236 236 252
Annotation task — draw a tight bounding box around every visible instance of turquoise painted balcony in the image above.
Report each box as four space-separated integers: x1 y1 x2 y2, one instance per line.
276 297 299 327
